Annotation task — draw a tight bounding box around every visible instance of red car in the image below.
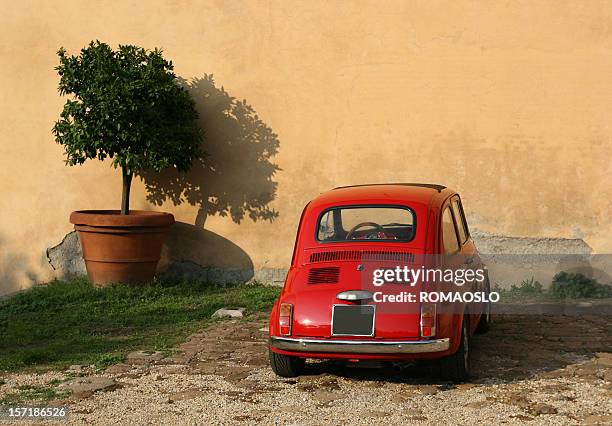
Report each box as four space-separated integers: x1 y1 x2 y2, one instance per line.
268 183 491 381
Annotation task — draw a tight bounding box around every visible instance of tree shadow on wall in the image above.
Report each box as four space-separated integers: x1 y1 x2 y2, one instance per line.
141 74 280 227
158 222 255 283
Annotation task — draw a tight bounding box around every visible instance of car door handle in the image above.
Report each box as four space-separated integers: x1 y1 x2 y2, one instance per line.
464 257 474 265
336 290 373 301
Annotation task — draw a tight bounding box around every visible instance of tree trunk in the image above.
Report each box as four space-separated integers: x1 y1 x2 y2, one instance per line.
121 167 132 215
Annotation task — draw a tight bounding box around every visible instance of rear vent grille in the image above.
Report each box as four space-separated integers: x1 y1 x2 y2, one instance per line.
309 250 415 264
308 267 340 284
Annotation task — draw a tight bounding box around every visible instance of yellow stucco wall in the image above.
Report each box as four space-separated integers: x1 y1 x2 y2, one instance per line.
1 1 611 294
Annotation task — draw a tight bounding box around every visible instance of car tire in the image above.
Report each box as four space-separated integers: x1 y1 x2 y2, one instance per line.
475 304 491 334
269 349 305 378
439 316 470 382
475 278 491 334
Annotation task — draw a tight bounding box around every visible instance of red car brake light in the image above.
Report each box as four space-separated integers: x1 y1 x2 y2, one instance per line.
279 303 293 336
420 303 436 338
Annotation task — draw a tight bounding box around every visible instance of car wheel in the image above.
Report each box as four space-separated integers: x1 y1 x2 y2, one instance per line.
475 302 491 334
269 349 305 378
440 316 470 382
475 278 491 334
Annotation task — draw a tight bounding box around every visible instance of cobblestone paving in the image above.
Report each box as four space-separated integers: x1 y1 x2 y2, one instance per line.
1 311 611 425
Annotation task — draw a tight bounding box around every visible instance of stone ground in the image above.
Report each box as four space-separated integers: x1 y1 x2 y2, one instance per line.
1 312 611 425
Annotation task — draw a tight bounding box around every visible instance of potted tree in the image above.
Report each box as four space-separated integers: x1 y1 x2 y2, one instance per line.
53 41 202 286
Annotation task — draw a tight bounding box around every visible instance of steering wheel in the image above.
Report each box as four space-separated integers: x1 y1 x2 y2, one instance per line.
346 222 385 239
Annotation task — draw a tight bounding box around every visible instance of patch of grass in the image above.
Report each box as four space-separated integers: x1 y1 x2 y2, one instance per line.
507 277 543 296
47 378 64 386
0 384 71 405
551 272 612 299
161 349 177 358
94 353 125 370
0 278 280 372
495 273 612 302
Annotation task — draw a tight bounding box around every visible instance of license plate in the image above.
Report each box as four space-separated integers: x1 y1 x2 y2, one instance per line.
332 305 375 336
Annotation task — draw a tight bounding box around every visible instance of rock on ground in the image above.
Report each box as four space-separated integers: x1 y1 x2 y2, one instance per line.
212 308 246 319
126 351 165 365
59 377 118 394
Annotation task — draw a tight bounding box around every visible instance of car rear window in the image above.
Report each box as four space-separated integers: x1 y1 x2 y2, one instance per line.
317 206 415 242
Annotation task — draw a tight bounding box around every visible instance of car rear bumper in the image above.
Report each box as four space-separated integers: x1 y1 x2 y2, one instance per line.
269 336 450 354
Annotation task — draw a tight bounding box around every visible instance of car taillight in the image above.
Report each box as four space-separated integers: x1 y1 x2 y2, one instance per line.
420 303 436 338
279 303 293 336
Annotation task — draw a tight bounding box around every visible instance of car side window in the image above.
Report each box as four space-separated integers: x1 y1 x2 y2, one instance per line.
441 206 460 254
451 198 468 245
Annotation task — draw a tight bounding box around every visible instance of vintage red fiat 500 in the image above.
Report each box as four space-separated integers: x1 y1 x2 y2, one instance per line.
269 183 491 381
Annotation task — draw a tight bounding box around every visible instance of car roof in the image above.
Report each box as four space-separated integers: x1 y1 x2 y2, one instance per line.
309 183 456 209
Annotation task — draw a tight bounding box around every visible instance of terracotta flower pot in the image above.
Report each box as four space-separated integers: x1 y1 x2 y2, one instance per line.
69 210 175 286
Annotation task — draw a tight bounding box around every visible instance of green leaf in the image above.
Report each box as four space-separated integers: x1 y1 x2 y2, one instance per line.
53 40 203 177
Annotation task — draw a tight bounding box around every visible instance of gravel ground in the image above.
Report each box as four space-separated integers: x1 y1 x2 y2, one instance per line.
1 312 611 425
